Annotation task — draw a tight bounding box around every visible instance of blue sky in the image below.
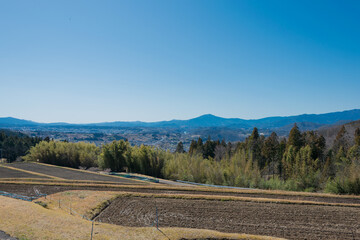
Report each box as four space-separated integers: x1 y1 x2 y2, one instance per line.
0 0 359 123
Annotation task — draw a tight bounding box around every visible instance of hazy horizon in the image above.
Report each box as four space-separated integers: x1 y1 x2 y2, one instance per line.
1 108 359 124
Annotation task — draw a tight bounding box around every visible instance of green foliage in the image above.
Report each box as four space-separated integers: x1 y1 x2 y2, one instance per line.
0 130 41 162
24 141 99 168
100 140 129 172
355 128 360 146
288 124 303 150
175 141 185 153
22 124 360 195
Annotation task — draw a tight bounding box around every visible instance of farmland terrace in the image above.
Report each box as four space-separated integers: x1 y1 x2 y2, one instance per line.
1 162 360 239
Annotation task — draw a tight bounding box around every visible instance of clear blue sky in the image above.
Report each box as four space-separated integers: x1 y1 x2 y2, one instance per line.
1 0 359 123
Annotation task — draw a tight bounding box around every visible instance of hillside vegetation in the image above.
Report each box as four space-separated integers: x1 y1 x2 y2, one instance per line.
20 123 360 195
318 119 360 147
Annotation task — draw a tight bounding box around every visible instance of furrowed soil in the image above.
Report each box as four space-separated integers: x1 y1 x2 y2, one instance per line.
5 162 145 184
0 166 49 179
95 196 360 240
1 183 360 205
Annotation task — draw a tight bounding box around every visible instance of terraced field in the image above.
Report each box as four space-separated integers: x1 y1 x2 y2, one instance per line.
0 166 50 179
95 196 360 240
3 162 146 184
1 162 360 239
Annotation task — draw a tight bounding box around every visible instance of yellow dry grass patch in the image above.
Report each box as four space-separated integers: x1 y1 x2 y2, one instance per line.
0 195 281 240
39 190 120 219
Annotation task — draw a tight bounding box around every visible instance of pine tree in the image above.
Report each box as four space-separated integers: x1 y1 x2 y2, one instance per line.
355 128 360 146
204 136 215 159
333 125 349 152
262 132 279 176
175 141 185 153
288 123 303 150
188 140 197 155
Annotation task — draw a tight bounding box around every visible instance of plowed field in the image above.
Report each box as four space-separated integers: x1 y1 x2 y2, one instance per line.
95 196 360 240
0 166 49 179
5 162 145 184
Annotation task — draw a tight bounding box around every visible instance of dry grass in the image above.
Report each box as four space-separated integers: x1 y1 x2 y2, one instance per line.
37 190 120 219
115 191 360 208
0 195 282 240
40 190 360 209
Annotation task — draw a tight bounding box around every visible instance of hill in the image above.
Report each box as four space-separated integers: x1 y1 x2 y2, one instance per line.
317 119 360 147
1 109 360 150
2 109 360 129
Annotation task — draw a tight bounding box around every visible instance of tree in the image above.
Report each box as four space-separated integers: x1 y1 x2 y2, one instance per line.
355 128 360 146
261 132 279 177
282 145 296 180
203 136 216 159
247 127 262 166
100 140 129 172
288 123 303 150
333 125 349 152
175 141 185 153
188 140 197 155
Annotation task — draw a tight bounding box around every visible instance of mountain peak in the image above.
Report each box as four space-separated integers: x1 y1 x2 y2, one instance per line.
196 114 221 119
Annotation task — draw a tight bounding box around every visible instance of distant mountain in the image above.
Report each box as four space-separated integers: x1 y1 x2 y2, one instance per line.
2 109 360 150
0 117 39 126
1 109 360 130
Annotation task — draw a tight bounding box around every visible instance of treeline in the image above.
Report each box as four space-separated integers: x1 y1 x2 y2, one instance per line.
167 125 360 194
23 124 360 194
24 140 166 178
0 130 42 162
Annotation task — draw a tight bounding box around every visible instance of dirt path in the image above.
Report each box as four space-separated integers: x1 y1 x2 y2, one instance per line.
95 196 360 240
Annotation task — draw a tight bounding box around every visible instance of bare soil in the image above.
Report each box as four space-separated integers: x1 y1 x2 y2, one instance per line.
0 166 49 179
6 162 145 185
95 196 360 240
1 183 360 205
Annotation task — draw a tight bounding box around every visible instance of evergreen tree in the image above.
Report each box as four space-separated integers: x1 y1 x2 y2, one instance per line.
355 128 360 146
175 141 185 153
204 136 216 159
288 123 303 150
247 127 263 167
333 125 349 152
188 140 197 155
262 132 279 176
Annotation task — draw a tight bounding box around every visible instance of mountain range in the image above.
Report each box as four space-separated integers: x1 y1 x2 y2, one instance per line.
1 109 360 150
1 109 360 130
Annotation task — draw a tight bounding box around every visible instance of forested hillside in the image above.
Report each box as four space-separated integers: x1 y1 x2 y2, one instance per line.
0 130 42 162
23 123 360 194
318 119 360 148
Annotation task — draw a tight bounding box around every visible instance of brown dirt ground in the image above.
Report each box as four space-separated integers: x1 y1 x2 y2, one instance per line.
1 183 360 205
5 162 145 185
95 196 360 240
0 166 49 179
